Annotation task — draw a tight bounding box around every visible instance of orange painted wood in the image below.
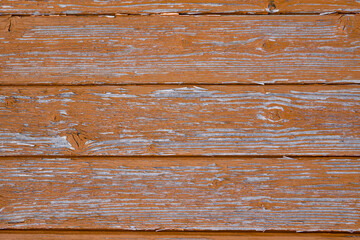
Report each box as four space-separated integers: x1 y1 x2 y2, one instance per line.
1 15 359 85
0 157 359 231
0 231 359 240
0 0 359 15
1 85 360 156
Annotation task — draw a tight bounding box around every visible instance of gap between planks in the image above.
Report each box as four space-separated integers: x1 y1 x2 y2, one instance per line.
3 12 360 16
1 155 360 159
1 83 360 87
0 230 359 239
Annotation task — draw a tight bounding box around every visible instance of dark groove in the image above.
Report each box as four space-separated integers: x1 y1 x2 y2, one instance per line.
0 83 360 87
0 12 359 17
0 155 359 159
7 17 11 32
0 229 359 234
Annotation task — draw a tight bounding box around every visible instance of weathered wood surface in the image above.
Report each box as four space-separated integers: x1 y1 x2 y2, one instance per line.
0 0 359 15
0 157 359 231
1 85 360 156
0 231 359 240
1 15 360 85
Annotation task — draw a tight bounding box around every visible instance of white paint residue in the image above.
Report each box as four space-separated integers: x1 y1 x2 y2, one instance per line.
256 114 267 121
91 92 137 98
152 86 209 94
60 136 74 150
245 177 271 182
265 8 279 13
319 11 336 15
266 106 284 111
0 133 73 151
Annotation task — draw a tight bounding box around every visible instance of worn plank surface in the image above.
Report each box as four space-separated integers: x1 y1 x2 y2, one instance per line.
0 0 359 15
1 85 360 156
1 15 360 85
0 157 359 231
0 231 360 240
1 0 360 236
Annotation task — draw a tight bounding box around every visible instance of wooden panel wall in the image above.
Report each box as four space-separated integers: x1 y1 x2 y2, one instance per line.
0 0 359 239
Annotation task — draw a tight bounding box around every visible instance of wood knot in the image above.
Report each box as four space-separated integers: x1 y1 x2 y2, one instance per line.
338 14 360 38
266 0 279 13
146 143 157 154
266 106 283 122
180 38 192 48
4 97 16 108
165 35 193 53
0 194 7 211
258 105 286 123
210 177 227 189
261 39 283 52
65 131 90 153
47 111 61 123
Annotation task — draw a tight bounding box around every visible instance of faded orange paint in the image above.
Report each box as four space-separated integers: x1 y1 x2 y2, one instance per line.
0 15 359 85
0 1 359 237
0 157 359 231
1 85 359 156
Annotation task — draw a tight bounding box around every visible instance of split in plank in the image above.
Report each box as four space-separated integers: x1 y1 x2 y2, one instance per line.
0 85 360 156
1 15 360 85
0 157 359 231
0 231 360 240
0 0 359 15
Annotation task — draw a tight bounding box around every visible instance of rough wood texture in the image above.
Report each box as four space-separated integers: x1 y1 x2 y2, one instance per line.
1 86 360 156
0 0 359 15
1 15 360 85
0 231 359 240
1 85 360 156
0 157 359 231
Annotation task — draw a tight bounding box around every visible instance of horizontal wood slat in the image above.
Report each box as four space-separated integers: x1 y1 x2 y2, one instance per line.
0 157 359 231
0 0 359 15
0 231 359 240
1 85 360 156
1 15 359 85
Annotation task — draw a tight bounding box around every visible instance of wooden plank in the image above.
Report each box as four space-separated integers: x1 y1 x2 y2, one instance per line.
0 0 359 15
0 231 359 240
0 157 359 231
1 85 360 156
1 15 359 85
